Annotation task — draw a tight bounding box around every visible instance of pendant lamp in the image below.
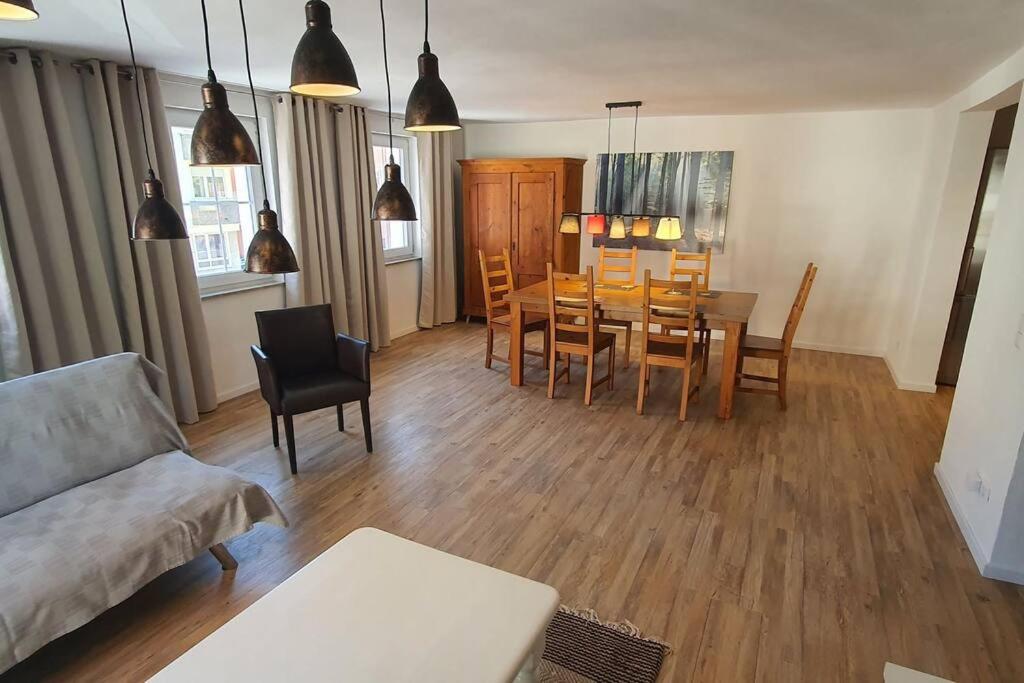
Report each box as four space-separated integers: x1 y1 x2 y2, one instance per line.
237 0 298 273
609 216 626 239
655 216 682 241
404 0 460 132
586 215 606 235
0 0 37 20
191 0 258 167
632 217 651 238
290 1 360 98
372 0 417 222
120 0 187 240
558 213 580 234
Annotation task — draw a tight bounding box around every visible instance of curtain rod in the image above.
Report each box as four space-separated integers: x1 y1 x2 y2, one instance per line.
3 49 134 78
276 94 345 112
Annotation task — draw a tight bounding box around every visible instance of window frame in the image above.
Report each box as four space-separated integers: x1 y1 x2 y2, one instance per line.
165 104 283 297
371 131 421 263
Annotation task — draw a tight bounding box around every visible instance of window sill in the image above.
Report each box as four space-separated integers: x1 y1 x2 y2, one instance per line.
385 255 422 266
200 278 285 300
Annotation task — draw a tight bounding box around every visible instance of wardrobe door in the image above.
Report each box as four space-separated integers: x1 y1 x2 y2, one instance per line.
464 172 512 316
510 171 555 289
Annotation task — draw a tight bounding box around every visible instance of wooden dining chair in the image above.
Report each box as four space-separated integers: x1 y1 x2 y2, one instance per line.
636 270 704 421
546 264 616 405
596 245 638 368
478 249 549 370
667 247 712 374
735 262 818 409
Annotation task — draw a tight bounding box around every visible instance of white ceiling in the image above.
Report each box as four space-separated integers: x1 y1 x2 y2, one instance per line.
2 0 1023 122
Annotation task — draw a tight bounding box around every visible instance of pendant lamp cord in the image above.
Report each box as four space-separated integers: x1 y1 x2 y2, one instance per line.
119 0 154 176
606 107 611 213
200 0 215 82
238 0 270 210
380 0 394 164
423 0 430 51
631 104 638 215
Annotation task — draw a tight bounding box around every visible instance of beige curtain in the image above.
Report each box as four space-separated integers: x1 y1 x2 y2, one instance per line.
415 131 459 328
0 49 216 423
275 95 390 350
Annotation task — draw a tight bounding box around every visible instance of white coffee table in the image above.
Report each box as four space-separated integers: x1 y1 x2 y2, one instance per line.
150 527 559 683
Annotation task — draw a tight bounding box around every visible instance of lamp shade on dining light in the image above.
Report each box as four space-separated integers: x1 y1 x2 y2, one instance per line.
373 162 417 221
191 77 259 167
290 0 360 97
558 213 580 234
655 216 682 241
631 217 651 238
134 171 188 240
586 215 606 235
609 216 626 239
0 0 36 20
404 48 461 132
245 202 299 273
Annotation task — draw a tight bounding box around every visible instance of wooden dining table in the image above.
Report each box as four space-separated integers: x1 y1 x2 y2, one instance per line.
504 281 758 419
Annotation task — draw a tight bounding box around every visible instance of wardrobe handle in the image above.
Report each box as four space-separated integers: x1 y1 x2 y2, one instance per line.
511 240 517 252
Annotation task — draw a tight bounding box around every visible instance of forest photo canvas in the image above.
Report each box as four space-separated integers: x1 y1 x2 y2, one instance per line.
593 151 734 252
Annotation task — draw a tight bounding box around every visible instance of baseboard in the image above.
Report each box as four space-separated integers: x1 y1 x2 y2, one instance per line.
933 461 990 576
792 340 884 357
884 355 938 393
983 561 1024 585
217 380 259 403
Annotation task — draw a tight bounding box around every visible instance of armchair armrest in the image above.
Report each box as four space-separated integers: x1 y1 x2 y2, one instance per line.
251 345 283 413
336 333 370 384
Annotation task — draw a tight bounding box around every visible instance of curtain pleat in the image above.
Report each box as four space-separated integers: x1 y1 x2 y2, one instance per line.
275 95 390 350
416 131 459 328
0 49 216 422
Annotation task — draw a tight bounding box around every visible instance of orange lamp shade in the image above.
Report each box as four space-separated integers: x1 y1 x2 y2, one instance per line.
586 215 606 235
631 217 651 237
609 216 626 239
655 216 682 241
559 213 581 234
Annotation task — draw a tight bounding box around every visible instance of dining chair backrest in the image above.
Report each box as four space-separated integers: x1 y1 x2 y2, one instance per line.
669 248 712 291
597 245 638 285
546 263 598 347
641 269 700 362
781 262 818 355
478 248 515 324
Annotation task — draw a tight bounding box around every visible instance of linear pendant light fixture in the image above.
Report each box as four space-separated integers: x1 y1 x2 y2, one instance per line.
559 101 682 241
238 0 298 274
372 0 417 222
0 0 37 20
191 0 259 167
120 0 187 240
404 0 460 132
290 0 360 98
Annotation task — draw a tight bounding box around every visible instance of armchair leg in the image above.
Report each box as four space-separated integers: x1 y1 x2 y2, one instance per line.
360 398 373 453
283 414 298 475
209 543 238 571
270 411 279 448
337 404 345 431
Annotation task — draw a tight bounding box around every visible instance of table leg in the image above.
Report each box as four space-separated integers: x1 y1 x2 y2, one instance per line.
718 320 742 419
510 301 525 387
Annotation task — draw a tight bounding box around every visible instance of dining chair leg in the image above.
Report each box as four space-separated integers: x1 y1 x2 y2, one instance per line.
679 367 692 422
547 351 558 399
565 353 572 384
283 414 297 475
636 359 648 414
584 355 595 406
360 398 373 452
608 344 616 391
702 328 711 377
622 325 632 369
270 410 279 448
778 358 789 410
542 328 551 369
336 404 345 431
484 326 494 369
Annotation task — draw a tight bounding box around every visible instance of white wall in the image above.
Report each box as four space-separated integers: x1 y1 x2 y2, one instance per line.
465 109 932 355
386 259 422 338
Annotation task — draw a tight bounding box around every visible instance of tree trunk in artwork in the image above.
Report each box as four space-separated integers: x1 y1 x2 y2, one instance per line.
710 152 728 242
596 154 608 213
684 152 702 243
613 153 626 214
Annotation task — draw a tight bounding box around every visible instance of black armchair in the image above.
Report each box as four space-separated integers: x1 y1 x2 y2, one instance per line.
251 304 372 474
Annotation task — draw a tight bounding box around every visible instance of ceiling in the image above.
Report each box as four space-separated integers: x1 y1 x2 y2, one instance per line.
2 0 1023 122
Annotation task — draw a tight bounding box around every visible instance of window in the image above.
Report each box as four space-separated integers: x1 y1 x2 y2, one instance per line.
166 106 280 295
372 132 419 262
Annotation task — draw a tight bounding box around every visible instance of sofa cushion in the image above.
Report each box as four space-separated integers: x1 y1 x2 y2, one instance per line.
0 353 188 517
0 450 287 673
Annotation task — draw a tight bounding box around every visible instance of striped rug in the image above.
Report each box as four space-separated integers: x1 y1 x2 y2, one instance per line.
538 607 670 683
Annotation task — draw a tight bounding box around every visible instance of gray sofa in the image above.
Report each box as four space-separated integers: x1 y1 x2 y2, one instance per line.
0 353 287 673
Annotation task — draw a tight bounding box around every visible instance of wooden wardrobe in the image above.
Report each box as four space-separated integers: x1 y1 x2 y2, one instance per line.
459 158 585 318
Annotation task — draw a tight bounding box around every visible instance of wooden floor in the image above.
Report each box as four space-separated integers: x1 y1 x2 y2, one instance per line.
7 322 1024 682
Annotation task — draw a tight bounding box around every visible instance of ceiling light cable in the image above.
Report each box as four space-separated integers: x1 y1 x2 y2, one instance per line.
119 0 153 174
238 0 270 206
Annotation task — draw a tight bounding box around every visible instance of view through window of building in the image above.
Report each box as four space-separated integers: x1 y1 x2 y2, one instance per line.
372 133 418 261
171 126 260 278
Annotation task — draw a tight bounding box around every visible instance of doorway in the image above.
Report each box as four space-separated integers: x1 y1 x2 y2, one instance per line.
936 103 1018 386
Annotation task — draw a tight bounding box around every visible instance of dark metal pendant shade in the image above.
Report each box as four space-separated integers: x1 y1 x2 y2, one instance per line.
404 49 460 132
290 0 360 98
190 76 259 167
134 171 188 240
0 0 38 20
373 163 417 221
245 202 299 273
